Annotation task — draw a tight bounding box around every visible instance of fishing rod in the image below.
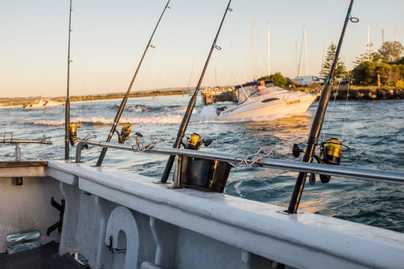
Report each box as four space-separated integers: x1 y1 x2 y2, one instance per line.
96 0 172 167
161 0 233 183
287 0 358 214
65 0 73 160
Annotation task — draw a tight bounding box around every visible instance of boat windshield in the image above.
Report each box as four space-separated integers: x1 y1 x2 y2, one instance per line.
237 87 257 103
237 86 285 104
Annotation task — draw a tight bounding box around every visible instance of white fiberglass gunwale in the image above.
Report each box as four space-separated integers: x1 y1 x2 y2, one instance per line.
45 161 404 269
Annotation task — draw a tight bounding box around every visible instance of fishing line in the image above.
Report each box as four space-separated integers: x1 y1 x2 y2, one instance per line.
340 75 352 140
321 79 340 140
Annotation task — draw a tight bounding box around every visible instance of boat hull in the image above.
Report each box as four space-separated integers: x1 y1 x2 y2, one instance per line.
1 161 404 269
217 90 317 122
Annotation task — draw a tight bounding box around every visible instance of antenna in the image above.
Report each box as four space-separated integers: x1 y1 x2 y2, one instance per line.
96 0 172 166
161 0 233 183
64 0 73 161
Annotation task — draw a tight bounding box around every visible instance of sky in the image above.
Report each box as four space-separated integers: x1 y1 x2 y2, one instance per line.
1 0 403 97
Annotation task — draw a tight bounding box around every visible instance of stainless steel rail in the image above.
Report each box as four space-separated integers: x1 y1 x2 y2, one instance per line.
1 137 52 162
0 139 52 145
76 140 404 185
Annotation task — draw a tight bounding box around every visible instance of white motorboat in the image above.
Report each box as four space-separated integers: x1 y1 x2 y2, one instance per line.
217 86 317 122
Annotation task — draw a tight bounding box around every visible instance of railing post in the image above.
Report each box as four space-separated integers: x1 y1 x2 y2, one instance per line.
75 141 86 163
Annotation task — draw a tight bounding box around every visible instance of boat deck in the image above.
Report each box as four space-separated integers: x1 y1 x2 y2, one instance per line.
0 242 88 269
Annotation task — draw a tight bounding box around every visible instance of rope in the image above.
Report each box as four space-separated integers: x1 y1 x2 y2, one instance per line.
131 133 273 169
131 133 157 152
230 147 273 168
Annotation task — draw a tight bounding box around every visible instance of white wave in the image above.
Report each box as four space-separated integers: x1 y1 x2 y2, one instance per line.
198 106 218 121
29 115 183 127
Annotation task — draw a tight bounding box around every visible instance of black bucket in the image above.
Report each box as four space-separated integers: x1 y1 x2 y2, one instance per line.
179 156 231 193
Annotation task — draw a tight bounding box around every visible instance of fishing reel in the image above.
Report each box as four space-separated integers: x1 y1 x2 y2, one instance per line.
183 133 213 150
177 132 231 193
116 123 132 144
68 123 80 146
292 137 344 185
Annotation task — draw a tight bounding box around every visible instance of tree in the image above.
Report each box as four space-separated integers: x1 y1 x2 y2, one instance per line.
378 41 404 62
320 43 347 80
351 61 376 85
351 61 404 86
354 51 383 66
258 73 291 88
269 73 289 87
394 56 404 65
351 42 404 86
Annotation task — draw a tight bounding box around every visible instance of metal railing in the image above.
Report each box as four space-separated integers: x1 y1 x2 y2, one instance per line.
1 134 52 161
75 140 404 185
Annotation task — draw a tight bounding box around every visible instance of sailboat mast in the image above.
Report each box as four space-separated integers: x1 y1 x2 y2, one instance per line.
297 30 304 77
295 40 299 77
251 18 257 80
297 28 308 77
96 0 172 166
367 26 373 61
304 29 309 75
161 0 233 183
288 0 357 214
267 24 271 76
64 0 73 160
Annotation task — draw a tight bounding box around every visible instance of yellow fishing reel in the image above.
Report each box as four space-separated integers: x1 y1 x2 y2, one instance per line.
321 138 343 165
317 138 344 183
68 122 80 146
187 133 203 150
117 123 133 144
184 133 213 150
292 137 345 184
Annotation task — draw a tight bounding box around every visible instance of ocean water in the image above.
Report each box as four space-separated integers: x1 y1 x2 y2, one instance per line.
1 95 404 233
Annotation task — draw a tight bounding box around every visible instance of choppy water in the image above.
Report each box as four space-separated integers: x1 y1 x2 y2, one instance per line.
1 95 404 233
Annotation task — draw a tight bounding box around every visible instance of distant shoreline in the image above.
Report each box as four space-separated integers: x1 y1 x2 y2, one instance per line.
1 86 404 108
0 88 192 108
295 85 404 101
